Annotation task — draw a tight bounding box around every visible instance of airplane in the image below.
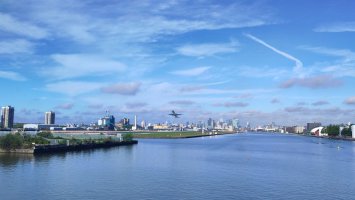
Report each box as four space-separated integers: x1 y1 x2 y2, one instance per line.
169 110 182 118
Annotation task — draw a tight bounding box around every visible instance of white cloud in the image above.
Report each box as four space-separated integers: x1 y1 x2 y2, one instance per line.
0 71 26 81
314 21 355 32
171 66 210 76
0 39 35 54
45 81 103 96
245 33 303 72
42 54 126 80
176 41 238 57
0 12 48 39
101 82 141 95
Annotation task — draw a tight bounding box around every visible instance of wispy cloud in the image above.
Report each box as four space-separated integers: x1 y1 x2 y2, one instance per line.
314 21 355 32
42 54 126 80
237 66 288 78
344 96 355 105
301 46 355 77
45 81 102 96
171 66 210 76
0 71 26 81
101 82 141 95
312 100 329 106
245 33 303 72
55 103 74 110
0 39 35 54
176 40 238 57
280 75 342 89
169 100 196 105
0 12 48 39
271 98 280 104
213 102 249 108
125 102 148 108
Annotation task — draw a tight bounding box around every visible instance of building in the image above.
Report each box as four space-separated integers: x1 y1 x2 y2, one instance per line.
294 126 305 134
310 127 326 136
23 124 60 131
207 118 214 129
352 125 355 139
98 114 115 130
45 111 55 125
1 106 14 129
232 118 240 130
132 115 137 130
307 122 321 131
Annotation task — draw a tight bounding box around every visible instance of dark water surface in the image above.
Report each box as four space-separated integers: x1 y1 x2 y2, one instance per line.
1 133 355 200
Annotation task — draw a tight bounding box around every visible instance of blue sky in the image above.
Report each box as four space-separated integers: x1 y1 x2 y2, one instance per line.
0 0 354 126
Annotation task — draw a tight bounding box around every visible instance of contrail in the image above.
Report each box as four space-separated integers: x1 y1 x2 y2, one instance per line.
245 33 303 72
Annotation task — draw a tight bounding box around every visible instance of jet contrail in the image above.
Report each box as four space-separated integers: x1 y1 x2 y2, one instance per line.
245 33 303 72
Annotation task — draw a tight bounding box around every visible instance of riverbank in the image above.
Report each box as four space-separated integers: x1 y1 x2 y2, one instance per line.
133 131 236 139
0 140 138 154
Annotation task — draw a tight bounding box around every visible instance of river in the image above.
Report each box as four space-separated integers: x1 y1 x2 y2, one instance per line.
1 133 355 200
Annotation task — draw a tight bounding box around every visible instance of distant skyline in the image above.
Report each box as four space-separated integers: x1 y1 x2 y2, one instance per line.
0 0 354 125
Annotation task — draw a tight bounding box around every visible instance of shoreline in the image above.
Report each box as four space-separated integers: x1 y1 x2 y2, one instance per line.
0 140 138 154
133 131 237 139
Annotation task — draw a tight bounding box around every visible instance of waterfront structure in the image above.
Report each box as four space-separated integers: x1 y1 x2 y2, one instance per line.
1 106 14 129
307 122 321 132
352 125 355 139
45 111 55 125
310 127 326 136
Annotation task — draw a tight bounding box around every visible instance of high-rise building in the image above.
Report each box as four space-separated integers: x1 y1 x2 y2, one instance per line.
1 106 14 129
132 115 137 130
232 118 240 130
45 111 55 125
207 118 214 129
307 122 321 131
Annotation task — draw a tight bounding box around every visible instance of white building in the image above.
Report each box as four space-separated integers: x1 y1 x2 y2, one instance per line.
310 127 327 136
352 125 355 139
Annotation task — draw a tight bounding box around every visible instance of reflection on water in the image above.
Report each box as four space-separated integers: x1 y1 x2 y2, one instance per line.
1 133 355 200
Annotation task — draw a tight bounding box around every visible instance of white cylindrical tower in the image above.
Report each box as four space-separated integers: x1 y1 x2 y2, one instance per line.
351 125 355 139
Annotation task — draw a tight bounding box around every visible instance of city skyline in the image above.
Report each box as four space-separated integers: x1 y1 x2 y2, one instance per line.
0 0 354 125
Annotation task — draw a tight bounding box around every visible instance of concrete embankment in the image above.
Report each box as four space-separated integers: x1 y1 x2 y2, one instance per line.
0 140 138 154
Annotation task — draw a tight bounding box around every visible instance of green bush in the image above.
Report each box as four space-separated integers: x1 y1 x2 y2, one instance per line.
0 133 24 150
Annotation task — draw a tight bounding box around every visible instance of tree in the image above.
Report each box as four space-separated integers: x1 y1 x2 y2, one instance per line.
324 125 340 137
342 125 353 137
0 133 24 150
122 133 133 141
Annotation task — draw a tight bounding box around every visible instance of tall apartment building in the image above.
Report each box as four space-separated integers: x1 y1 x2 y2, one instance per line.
1 106 14 129
45 111 55 125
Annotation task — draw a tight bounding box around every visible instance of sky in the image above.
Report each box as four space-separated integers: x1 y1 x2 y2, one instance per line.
0 0 354 126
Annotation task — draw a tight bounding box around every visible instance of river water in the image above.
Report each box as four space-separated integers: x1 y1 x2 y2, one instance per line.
1 133 355 200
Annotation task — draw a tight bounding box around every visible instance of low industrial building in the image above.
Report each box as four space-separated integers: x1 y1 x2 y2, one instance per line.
23 124 61 131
